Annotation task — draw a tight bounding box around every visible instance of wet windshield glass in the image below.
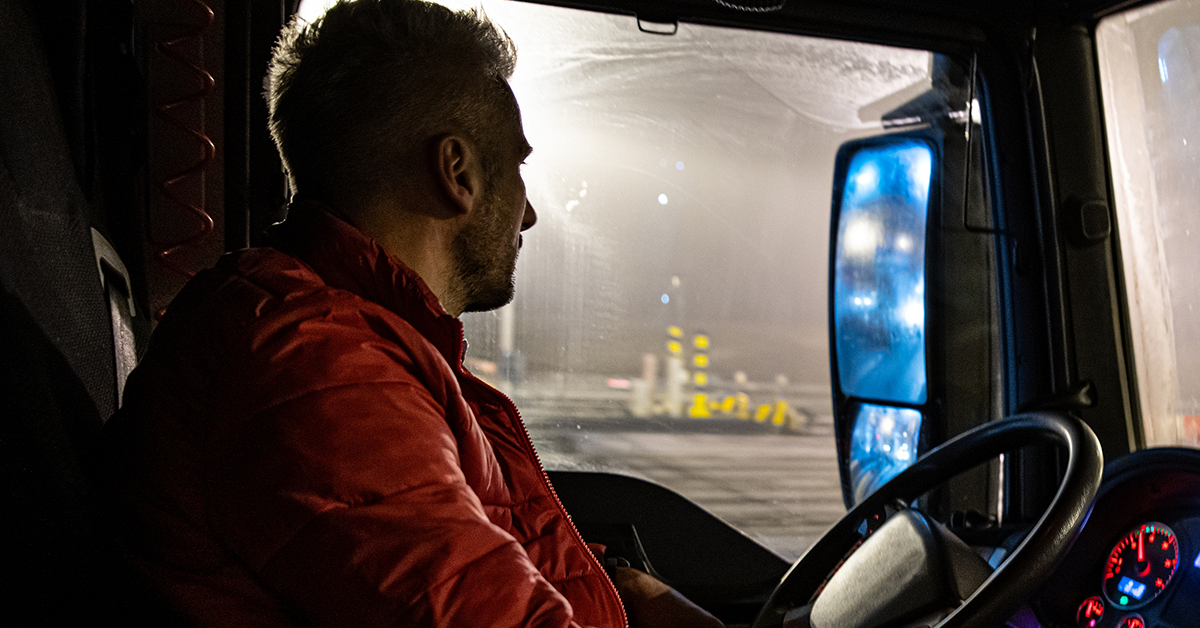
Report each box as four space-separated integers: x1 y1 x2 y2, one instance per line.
300 0 934 560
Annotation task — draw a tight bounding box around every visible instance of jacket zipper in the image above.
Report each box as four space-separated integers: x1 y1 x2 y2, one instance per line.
459 367 629 628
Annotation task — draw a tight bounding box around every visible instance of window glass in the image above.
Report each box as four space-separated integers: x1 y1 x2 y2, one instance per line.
1098 0 1200 448
299 0 934 560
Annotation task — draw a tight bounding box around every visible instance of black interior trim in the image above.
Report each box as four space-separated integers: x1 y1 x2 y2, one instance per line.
549 470 791 622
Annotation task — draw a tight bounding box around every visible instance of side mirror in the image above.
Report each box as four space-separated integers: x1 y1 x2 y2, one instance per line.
828 134 937 505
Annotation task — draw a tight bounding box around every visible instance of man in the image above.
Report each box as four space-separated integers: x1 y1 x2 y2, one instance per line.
100 1 724 626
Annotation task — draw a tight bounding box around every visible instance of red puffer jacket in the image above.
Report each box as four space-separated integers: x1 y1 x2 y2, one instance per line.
101 201 627 627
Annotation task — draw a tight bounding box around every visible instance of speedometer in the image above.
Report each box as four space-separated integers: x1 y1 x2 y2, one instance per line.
1102 522 1179 608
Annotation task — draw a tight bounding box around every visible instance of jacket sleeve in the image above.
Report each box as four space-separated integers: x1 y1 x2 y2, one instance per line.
202 301 589 628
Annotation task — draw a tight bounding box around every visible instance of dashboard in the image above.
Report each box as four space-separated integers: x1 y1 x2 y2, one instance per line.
1033 448 1200 628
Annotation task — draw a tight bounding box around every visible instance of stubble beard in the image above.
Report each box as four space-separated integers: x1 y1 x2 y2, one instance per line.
452 187 521 314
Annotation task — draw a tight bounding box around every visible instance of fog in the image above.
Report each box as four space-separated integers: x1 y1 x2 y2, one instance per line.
295 0 932 387
457 2 931 388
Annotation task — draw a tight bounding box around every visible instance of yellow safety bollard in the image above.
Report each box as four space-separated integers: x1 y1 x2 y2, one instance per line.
771 400 789 426
735 393 751 420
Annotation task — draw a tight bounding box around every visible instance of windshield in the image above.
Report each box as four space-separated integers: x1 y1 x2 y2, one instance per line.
299 0 935 560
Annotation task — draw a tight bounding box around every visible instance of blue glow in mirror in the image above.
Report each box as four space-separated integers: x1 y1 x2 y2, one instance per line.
848 403 922 503
833 140 932 404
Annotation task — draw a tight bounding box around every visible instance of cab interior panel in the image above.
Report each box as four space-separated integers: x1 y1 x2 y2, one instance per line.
2 0 1192 625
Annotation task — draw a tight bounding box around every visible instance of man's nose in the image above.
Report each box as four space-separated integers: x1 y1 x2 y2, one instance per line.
521 200 537 231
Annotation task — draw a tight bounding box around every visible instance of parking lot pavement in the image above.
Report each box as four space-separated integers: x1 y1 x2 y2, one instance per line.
527 417 846 562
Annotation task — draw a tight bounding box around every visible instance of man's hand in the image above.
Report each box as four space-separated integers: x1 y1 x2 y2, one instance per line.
610 566 726 628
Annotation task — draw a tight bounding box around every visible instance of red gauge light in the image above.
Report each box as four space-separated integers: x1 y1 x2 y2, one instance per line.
1117 615 1145 628
1102 522 1179 608
1076 596 1104 628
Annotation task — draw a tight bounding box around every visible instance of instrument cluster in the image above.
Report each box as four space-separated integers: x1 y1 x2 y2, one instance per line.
1071 520 1191 628
1033 449 1200 628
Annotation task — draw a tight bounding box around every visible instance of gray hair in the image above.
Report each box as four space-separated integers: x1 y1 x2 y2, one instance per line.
267 0 518 209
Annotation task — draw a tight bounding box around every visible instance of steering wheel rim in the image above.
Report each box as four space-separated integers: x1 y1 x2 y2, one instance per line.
752 412 1103 628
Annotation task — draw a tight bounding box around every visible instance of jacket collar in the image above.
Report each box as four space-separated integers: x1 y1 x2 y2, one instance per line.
264 199 466 367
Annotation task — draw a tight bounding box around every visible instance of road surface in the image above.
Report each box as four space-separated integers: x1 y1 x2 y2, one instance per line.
525 415 846 561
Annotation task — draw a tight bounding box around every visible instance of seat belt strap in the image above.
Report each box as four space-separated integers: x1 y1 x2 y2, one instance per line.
91 228 137 411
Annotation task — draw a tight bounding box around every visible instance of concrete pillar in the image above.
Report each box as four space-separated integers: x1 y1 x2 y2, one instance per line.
664 325 685 417
498 303 515 394
631 353 657 417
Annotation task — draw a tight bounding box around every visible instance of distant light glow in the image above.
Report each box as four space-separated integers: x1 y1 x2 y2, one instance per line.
607 378 632 389
843 218 880 257
579 188 587 197
676 161 685 170
658 193 669 205
901 299 924 327
1193 548 1200 568
853 163 879 194
661 294 670 304
895 234 913 252
1160 57 1169 82
565 199 580 212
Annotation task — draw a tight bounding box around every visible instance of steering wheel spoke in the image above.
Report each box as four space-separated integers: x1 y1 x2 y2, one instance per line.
754 413 1102 628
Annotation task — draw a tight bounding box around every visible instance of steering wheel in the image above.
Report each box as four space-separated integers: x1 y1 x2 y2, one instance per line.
752 412 1102 628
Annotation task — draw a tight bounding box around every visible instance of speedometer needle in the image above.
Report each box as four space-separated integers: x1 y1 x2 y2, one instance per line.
1136 530 1152 577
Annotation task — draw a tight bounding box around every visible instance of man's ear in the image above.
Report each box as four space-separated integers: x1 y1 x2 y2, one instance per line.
433 134 484 216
